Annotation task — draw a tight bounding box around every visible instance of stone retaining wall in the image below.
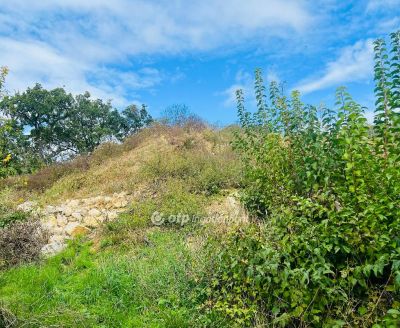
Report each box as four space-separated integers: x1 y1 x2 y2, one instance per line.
17 192 131 256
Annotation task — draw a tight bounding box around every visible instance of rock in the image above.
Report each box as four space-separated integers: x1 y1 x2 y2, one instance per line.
80 208 88 216
71 212 82 221
56 214 68 227
65 221 90 237
17 201 37 212
41 241 66 256
115 192 128 199
49 234 65 243
63 207 73 216
82 198 92 205
88 208 101 217
93 196 104 205
52 226 64 235
107 211 118 220
68 199 80 207
44 205 57 215
113 199 128 208
85 217 99 228
65 222 80 235
42 216 58 230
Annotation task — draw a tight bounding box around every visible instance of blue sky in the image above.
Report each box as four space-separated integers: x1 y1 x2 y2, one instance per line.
0 0 399 125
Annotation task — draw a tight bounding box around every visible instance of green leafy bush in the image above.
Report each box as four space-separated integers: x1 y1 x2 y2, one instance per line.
205 31 400 326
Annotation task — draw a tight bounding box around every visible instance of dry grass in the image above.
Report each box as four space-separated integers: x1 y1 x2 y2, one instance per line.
0 124 239 210
0 219 49 268
33 125 238 204
0 304 18 328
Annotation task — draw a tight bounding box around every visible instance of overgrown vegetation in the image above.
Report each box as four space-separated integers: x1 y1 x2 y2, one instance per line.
204 31 400 326
0 121 240 327
1 26 399 328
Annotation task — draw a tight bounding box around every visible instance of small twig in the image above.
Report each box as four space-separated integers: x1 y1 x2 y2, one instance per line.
365 272 392 323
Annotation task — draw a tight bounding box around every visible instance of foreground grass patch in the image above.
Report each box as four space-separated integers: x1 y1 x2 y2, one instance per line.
0 230 219 327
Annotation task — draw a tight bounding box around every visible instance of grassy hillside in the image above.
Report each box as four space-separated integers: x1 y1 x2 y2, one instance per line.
0 124 244 327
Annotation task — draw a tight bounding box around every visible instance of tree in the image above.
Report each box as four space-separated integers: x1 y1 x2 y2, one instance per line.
0 84 154 162
161 104 191 126
65 92 124 155
0 67 39 177
0 118 37 178
120 104 153 136
0 84 74 162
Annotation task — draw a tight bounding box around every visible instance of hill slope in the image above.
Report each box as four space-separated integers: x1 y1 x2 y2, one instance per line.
0 125 246 327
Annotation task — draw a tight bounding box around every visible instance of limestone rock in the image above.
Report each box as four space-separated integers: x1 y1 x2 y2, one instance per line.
113 199 128 208
68 199 80 207
63 207 73 217
35 191 132 256
107 211 118 220
44 205 57 215
49 234 65 244
80 208 88 216
88 208 101 217
42 216 58 230
57 214 68 227
65 222 80 235
52 226 64 235
85 217 99 228
71 212 83 221
41 241 66 256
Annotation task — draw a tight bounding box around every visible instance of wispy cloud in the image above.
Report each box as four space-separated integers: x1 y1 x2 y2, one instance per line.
295 39 374 94
366 0 400 12
220 70 253 107
0 0 313 107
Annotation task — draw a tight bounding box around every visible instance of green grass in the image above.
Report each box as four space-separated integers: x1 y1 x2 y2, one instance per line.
0 229 222 327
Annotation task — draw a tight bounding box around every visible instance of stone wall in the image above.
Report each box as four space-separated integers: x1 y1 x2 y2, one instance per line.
17 192 131 256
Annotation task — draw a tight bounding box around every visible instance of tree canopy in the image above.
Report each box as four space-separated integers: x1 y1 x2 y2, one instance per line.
0 80 152 174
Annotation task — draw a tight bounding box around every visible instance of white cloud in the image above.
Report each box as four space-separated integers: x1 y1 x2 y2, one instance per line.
266 70 280 84
220 70 253 107
364 110 375 124
0 0 312 106
0 37 151 107
376 17 400 32
295 39 374 94
366 0 400 11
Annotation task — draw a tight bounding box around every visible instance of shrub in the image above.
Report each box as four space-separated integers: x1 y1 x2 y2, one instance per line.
161 104 207 131
25 156 90 191
0 219 48 268
205 31 400 326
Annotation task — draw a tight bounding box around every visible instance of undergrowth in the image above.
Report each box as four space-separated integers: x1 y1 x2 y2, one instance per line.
204 31 400 327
